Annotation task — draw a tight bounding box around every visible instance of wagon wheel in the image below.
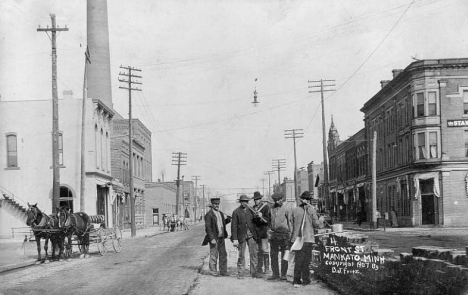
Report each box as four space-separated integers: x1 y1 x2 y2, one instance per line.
97 240 108 256
112 237 122 253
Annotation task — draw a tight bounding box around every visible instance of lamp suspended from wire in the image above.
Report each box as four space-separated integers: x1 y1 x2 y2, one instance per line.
252 78 259 106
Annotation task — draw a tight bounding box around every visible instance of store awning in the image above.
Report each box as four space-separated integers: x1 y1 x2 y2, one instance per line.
413 172 440 199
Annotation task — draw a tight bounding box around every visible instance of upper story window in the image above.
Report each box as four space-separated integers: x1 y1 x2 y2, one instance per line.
429 132 437 158
417 133 426 159
428 92 437 116
463 91 468 115
6 134 18 168
414 91 439 118
416 93 424 117
464 131 468 157
413 130 440 160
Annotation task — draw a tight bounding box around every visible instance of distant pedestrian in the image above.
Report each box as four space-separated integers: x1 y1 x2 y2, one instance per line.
183 217 189 230
354 211 365 226
252 191 271 277
162 214 168 231
267 192 291 281
231 194 259 279
290 191 320 288
170 215 176 232
202 197 231 277
390 207 398 228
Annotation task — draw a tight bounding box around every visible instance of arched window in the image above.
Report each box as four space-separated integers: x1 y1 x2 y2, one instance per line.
95 125 100 168
100 129 104 170
105 131 109 172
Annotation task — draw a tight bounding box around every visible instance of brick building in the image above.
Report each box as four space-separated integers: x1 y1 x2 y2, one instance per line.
144 181 177 226
110 115 152 229
327 124 368 223
359 58 468 227
163 180 195 219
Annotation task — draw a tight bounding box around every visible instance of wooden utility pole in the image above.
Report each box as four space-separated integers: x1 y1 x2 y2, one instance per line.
259 178 267 196
285 129 304 203
272 159 286 193
308 79 335 210
118 65 142 237
37 14 68 213
191 176 201 221
80 47 91 212
172 152 187 216
264 171 274 198
371 130 377 229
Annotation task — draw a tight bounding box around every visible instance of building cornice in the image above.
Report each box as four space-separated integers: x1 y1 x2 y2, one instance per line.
361 58 468 114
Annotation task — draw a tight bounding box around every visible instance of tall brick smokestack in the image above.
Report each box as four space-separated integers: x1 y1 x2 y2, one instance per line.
87 0 113 109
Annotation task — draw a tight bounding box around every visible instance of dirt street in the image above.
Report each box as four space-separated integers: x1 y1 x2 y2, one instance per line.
0 226 207 295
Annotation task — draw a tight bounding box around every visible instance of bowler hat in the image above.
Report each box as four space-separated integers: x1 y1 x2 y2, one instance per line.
253 191 263 200
210 197 220 204
238 194 250 202
271 193 284 201
300 191 312 200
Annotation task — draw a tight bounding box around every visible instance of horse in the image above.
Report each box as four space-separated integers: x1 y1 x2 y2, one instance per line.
25 203 65 264
59 208 91 259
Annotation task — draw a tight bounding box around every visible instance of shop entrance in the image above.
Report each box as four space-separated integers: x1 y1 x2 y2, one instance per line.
420 179 436 225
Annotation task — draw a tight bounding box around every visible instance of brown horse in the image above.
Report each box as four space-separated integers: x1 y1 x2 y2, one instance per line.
25 203 65 263
59 208 91 259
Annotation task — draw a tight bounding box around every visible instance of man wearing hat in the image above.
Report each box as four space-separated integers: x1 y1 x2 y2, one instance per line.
202 197 231 276
267 192 291 281
252 191 271 277
231 194 260 279
290 191 320 287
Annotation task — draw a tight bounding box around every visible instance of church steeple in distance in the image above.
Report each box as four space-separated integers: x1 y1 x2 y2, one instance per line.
328 115 340 151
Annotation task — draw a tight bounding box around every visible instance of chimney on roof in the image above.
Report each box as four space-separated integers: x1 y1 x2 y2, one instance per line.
380 80 390 88
392 69 403 79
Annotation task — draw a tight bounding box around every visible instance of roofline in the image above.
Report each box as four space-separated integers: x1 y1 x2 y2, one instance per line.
360 58 468 113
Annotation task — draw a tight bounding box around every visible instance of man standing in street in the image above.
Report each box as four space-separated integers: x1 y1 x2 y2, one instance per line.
290 191 320 287
231 194 259 279
252 191 271 277
267 192 291 281
202 197 231 276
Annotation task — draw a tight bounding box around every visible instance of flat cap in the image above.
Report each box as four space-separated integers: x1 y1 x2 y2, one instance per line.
271 193 284 201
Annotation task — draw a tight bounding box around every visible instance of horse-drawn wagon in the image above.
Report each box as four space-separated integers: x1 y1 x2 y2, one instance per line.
81 215 122 256
25 203 122 263
61 213 123 257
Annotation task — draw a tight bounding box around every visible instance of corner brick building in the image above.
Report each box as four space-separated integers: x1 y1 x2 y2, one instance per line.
326 58 468 227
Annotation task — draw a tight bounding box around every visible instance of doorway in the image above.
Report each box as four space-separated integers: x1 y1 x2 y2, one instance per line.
420 179 436 225
59 186 74 212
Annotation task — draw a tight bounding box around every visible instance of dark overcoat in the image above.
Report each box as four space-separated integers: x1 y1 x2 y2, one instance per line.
231 206 259 243
201 209 231 246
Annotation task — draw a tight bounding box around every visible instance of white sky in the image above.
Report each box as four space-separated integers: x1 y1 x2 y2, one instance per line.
2 0 468 204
